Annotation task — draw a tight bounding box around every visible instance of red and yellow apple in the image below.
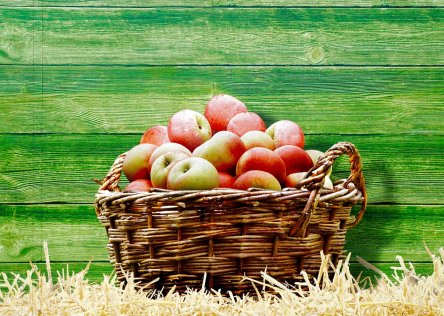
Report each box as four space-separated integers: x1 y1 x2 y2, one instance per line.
233 170 281 191
218 171 236 188
240 130 276 150
236 147 286 183
204 94 247 132
275 145 314 175
167 157 219 190
168 110 212 151
266 120 304 149
140 125 169 146
227 112 266 136
122 143 158 181
150 150 191 188
193 131 246 172
123 179 153 192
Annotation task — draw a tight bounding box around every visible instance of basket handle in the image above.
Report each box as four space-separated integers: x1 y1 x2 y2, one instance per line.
97 152 127 192
289 142 367 236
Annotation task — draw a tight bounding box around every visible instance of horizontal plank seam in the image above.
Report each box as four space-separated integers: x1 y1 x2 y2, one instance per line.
2 64 444 68
0 260 435 264
1 5 444 9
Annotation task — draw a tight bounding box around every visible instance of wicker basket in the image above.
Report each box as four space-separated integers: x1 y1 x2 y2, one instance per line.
94 141 367 294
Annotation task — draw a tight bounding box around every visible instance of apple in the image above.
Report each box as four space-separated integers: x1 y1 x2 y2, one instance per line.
227 112 266 136
265 120 304 149
233 170 281 191
236 147 286 183
305 149 325 165
167 157 219 190
168 110 212 151
122 143 158 181
274 145 314 175
204 94 248 132
148 142 192 171
150 151 191 188
285 172 307 188
123 179 153 192
285 172 334 190
193 131 246 173
218 171 236 188
305 149 332 176
140 125 170 146
240 130 276 150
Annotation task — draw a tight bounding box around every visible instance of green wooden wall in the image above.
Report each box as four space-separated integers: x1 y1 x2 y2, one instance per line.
1 1 443 284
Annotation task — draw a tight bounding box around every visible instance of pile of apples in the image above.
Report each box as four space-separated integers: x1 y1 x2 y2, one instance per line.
122 94 331 192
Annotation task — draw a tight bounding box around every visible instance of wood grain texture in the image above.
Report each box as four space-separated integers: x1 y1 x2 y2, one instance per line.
1 1 444 7
1 8 443 65
0 204 441 263
0 134 443 204
1 66 443 134
1 134 443 204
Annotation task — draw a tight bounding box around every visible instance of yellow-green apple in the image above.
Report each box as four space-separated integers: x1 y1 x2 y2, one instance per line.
123 179 153 192
285 172 307 188
140 125 169 146
240 130 276 150
305 149 332 176
236 147 286 183
218 171 236 188
227 112 266 136
266 120 304 149
168 110 212 151
233 170 281 191
123 143 158 181
305 149 325 165
204 94 247 132
193 131 246 173
150 151 191 188
285 172 334 190
167 157 219 190
148 142 192 172
275 145 314 175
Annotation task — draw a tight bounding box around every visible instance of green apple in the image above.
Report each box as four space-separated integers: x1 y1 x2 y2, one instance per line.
167 157 219 190
240 130 276 150
150 151 190 188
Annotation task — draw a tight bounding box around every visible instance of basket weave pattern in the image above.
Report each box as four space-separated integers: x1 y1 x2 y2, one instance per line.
94 142 367 293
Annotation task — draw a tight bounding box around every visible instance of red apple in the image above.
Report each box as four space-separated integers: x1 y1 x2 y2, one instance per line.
150 151 191 188
148 142 192 172
275 145 314 175
193 131 246 173
227 112 266 136
265 120 304 149
140 125 170 146
204 94 247 132
233 170 281 191
285 172 307 188
123 179 153 192
236 147 286 183
122 143 158 181
240 130 276 150
167 157 219 190
168 110 212 151
218 171 236 188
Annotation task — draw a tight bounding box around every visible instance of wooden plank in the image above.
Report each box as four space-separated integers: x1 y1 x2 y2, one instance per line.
1 66 443 134
1 8 443 65
1 1 443 8
1 134 443 204
0 204 442 263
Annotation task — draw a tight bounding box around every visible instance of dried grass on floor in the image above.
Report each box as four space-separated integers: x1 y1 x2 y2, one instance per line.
1 243 443 316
